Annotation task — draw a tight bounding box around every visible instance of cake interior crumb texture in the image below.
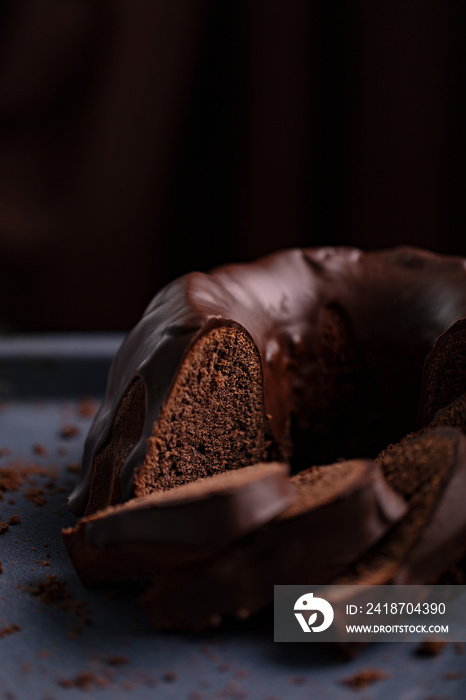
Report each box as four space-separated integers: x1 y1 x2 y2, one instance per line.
285 460 370 516
421 326 466 425
134 327 270 498
339 431 459 584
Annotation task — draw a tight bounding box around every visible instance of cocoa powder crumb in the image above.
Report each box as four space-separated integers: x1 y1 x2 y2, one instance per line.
60 424 79 439
444 670 464 680
58 670 110 691
26 575 92 625
32 444 47 457
0 624 21 639
341 669 389 690
0 561 3 574
106 656 129 666
0 521 9 534
77 398 99 418
0 467 23 493
163 671 177 683
67 626 82 640
8 514 20 525
290 676 306 686
66 463 80 474
24 487 47 507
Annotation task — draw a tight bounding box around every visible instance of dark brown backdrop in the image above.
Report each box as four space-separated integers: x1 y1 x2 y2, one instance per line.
0 1 464 330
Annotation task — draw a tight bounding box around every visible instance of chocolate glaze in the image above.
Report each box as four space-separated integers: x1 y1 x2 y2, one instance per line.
68 246 466 515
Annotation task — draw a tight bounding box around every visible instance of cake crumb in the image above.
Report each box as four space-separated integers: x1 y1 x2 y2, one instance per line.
417 640 447 656
66 463 80 474
106 655 129 666
24 486 47 507
163 671 177 683
26 575 92 625
0 623 21 639
290 676 306 686
0 467 23 494
444 670 464 680
341 669 389 690
58 670 110 690
77 398 99 418
0 561 3 574
32 444 48 457
8 514 20 525
67 626 82 640
0 521 9 534
60 424 80 439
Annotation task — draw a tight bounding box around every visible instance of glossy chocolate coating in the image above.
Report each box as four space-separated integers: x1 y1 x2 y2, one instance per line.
68 246 466 515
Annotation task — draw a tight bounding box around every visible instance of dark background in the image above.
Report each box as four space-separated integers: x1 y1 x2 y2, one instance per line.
0 1 464 331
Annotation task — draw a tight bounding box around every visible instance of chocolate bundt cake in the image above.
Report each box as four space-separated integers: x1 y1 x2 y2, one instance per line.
64 245 466 630
68 246 466 516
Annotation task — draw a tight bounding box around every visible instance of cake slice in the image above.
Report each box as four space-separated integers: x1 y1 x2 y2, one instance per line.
135 458 406 631
428 392 466 434
62 462 293 586
81 325 275 517
418 318 466 427
336 427 466 585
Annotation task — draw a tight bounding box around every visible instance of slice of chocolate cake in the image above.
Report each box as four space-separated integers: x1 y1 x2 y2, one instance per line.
428 393 466 433
418 319 466 427
337 427 466 585
134 459 406 631
84 325 273 516
62 462 293 585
